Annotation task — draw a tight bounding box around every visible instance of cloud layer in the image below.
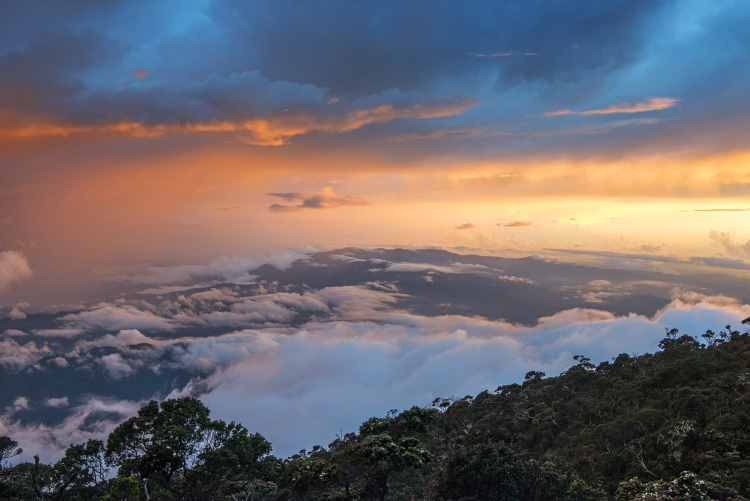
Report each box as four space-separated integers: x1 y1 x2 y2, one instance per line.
2 259 748 460
0 251 32 293
0 100 474 146
545 97 678 117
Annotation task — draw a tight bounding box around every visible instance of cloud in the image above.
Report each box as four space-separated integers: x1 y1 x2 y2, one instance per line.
545 97 678 117
379 261 497 276
0 30 122 118
267 192 304 202
193 291 331 328
45 397 70 408
547 248 682 264
637 244 663 253
216 0 661 95
1 1 748 166
689 256 750 271
502 221 533 228
100 353 136 379
126 250 311 286
694 207 750 212
0 338 51 370
31 329 84 338
455 223 475 230
0 251 32 292
468 51 537 58
6 302 30 320
63 304 175 332
0 397 142 463
11 397 29 413
0 100 474 146
709 231 750 259
497 274 534 285
268 187 368 212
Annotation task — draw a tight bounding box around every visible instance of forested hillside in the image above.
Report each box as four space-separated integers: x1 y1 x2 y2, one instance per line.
2 323 750 500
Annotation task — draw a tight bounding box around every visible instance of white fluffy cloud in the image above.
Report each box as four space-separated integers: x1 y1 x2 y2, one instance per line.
63 304 175 332
0 398 142 463
3 282 749 461
0 338 51 370
379 261 498 275
45 397 70 408
127 249 313 286
0 251 32 292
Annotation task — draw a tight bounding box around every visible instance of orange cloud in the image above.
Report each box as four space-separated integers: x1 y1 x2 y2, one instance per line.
0 100 474 146
545 97 678 117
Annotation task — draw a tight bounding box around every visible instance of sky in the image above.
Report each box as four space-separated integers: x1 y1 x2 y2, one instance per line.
1 0 750 306
2 0 750 460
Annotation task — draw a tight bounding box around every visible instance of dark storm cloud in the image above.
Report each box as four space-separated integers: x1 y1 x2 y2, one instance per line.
0 31 123 118
0 0 664 122
213 0 663 96
3 1 750 159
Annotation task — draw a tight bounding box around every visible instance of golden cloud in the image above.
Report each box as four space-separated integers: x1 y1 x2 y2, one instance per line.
0 100 475 146
545 97 678 117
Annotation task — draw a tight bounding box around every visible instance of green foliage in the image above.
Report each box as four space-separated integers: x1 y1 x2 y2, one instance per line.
102 475 140 501
2 326 750 500
103 397 278 500
616 471 746 500
49 439 107 499
437 442 604 500
105 398 213 487
0 436 22 469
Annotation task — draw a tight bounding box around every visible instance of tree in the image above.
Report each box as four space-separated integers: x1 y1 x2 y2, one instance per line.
0 436 22 469
105 398 277 501
49 440 107 500
437 442 603 501
182 421 277 500
331 433 431 501
105 398 215 499
0 456 54 500
616 471 747 500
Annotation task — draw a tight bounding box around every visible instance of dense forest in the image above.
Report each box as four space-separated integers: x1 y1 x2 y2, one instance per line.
2 322 750 500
